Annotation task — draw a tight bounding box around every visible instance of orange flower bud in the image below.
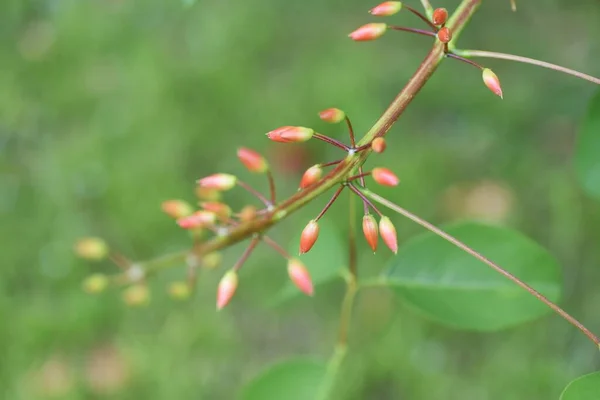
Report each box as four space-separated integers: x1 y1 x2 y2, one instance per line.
437 27 452 43
299 220 320 254
369 1 403 16
372 167 400 187
237 147 269 173
287 258 314 296
379 216 398 254
161 199 194 219
299 165 323 189
318 108 346 124
238 205 257 222
371 137 387 153
74 237 108 261
266 126 314 143
177 210 216 229
201 201 232 218
349 23 388 42
432 8 448 25
482 68 503 99
362 214 379 252
216 270 238 310
197 173 237 191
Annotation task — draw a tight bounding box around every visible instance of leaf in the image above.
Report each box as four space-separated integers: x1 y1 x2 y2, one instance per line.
382 222 562 331
241 358 328 400
560 372 600 400
575 90 600 199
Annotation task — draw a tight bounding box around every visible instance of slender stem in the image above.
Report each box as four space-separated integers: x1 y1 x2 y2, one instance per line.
315 186 345 222
233 236 260 272
345 116 356 148
346 171 372 182
404 4 437 31
388 25 436 38
420 0 434 17
266 170 276 204
447 53 483 70
313 133 350 151
320 159 344 168
237 180 272 207
348 192 358 278
453 49 600 85
263 235 290 259
347 184 382 216
510 0 517 11
361 188 600 347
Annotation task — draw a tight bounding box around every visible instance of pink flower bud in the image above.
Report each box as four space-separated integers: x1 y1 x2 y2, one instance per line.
482 68 503 99
266 126 314 143
299 165 323 189
74 237 108 261
379 216 398 254
197 173 237 191
237 147 269 173
369 1 403 16
287 258 314 296
318 108 346 124
216 270 238 310
299 220 319 254
177 210 216 229
371 137 387 153
349 23 388 42
161 199 194 219
201 201 232 218
372 167 400 187
362 214 379 252
437 27 452 43
432 8 448 25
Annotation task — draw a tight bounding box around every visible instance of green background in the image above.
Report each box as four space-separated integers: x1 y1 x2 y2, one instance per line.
1 0 600 398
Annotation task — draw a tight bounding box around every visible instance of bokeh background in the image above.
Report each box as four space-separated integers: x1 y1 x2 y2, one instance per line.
2 0 600 398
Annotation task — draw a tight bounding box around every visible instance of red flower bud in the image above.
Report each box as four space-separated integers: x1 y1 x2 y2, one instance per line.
369 1 403 16
432 8 448 25
372 167 400 186
362 214 379 252
216 270 238 310
201 201 232 218
482 68 503 99
237 147 269 173
266 126 314 143
349 23 388 42
299 220 320 254
177 210 216 229
379 216 398 254
197 173 237 191
299 165 323 189
318 108 346 124
161 199 194 219
437 27 452 43
287 258 314 296
371 137 387 153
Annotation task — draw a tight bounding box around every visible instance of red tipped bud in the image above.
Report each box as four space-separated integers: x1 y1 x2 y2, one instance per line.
437 27 452 43
369 1 403 16
379 216 398 254
201 201 231 218
237 147 269 173
299 165 323 189
349 23 388 42
197 173 237 191
482 68 503 99
287 258 314 296
299 220 319 254
362 214 379 252
318 108 346 124
177 210 216 229
371 137 387 153
238 205 257 222
372 167 400 187
161 199 194 219
432 8 448 25
74 237 108 261
216 270 238 310
266 126 314 143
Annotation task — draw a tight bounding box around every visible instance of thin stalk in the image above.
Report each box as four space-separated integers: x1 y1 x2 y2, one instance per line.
314 133 350 151
320 159 344 168
361 188 600 347
237 180 272 207
233 236 260 272
315 186 345 222
452 49 600 85
420 0 434 17
347 171 372 182
348 191 358 278
347 184 383 216
404 4 437 31
510 0 517 11
345 116 356 148
388 25 436 38
266 170 276 204
447 53 483 70
263 235 290 259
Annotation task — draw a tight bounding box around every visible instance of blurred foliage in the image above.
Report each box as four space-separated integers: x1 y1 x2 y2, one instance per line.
1 0 600 399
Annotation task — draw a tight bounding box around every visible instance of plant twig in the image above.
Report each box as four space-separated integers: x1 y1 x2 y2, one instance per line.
420 0 434 17
404 4 437 31
388 25 436 38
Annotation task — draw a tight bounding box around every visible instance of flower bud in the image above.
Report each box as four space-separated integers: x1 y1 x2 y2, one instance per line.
202 252 222 269
362 214 379 252
482 68 503 99
82 273 109 294
266 126 314 143
161 199 194 219
238 205 257 222
195 186 221 201
216 270 238 310
168 281 191 300
299 220 320 254
299 165 323 189
201 202 232 218
74 237 108 261
372 167 400 187
237 147 269 173
349 23 388 42
197 173 237 191
287 258 314 296
371 137 387 153
432 8 448 25
318 108 346 124
369 1 403 16
379 216 398 254
122 284 150 307
177 210 216 229
437 27 452 43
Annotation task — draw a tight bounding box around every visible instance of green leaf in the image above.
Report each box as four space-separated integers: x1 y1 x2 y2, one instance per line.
241 358 328 400
382 222 562 331
575 90 600 199
560 372 600 400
